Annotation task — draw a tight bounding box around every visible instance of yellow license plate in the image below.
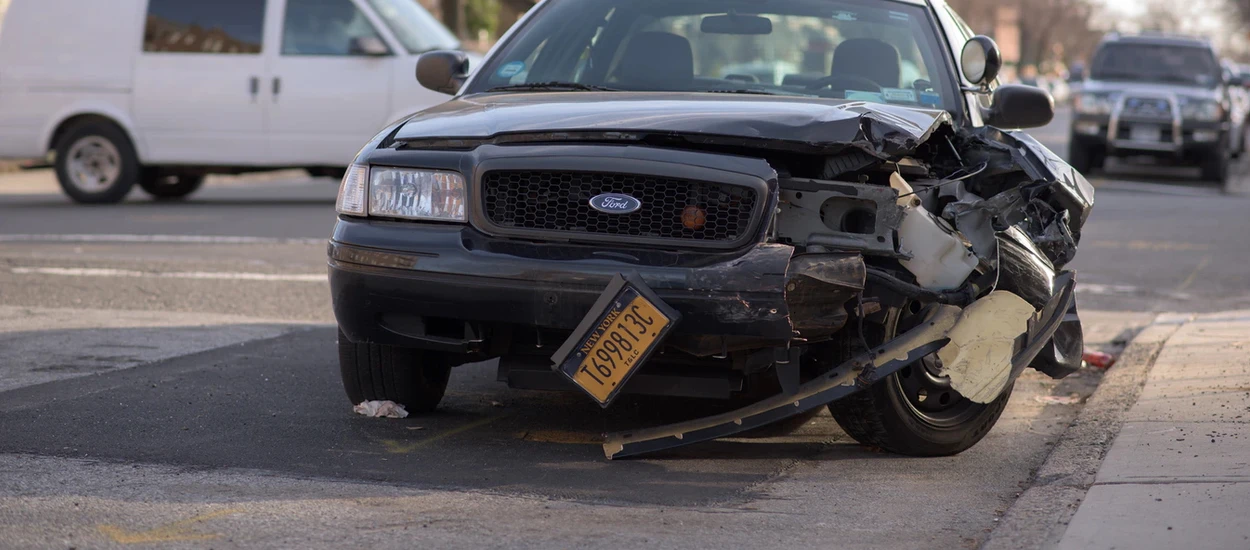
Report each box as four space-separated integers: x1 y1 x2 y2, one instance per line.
552 278 678 407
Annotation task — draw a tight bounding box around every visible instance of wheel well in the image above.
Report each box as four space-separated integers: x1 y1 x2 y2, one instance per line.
47 114 133 153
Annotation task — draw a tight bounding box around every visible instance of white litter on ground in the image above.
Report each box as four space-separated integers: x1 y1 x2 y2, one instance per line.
353 400 409 419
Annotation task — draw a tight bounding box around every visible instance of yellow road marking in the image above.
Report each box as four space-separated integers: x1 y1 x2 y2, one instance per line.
97 508 241 544
381 415 504 453
516 430 602 445
1177 254 1213 291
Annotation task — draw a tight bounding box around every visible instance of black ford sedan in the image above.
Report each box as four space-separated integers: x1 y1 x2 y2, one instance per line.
329 0 1093 459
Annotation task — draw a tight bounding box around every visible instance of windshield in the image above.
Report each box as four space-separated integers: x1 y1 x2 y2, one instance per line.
466 0 958 112
1091 43 1220 88
364 0 459 53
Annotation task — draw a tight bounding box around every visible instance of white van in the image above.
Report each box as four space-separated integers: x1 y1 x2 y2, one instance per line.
0 0 467 203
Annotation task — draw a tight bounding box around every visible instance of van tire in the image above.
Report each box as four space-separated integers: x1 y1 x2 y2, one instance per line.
140 170 205 200
338 329 452 413
54 121 139 204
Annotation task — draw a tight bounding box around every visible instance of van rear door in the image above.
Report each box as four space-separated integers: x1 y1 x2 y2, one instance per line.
132 0 270 165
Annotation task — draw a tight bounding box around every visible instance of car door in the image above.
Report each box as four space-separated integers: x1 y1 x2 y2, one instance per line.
132 0 270 165
264 0 394 167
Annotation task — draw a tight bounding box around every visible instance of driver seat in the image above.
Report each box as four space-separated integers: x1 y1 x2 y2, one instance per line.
831 38 901 89
613 32 694 90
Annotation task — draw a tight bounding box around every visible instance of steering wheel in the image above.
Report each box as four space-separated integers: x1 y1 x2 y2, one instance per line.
806 74 883 92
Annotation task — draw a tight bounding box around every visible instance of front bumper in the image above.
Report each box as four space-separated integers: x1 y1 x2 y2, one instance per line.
1071 112 1227 156
329 218 819 359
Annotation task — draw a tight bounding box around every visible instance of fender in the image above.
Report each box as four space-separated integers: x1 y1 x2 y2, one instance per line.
39 98 147 162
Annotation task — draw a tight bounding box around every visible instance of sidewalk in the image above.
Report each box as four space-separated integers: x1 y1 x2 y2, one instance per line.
1058 311 1250 549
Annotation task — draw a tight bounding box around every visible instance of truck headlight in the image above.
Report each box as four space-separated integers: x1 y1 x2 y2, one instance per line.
368 167 467 222
1075 92 1113 115
336 164 369 216
1181 99 1223 122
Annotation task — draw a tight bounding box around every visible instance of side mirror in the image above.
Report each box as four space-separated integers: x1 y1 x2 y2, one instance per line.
960 35 1002 87
349 36 389 56
416 50 470 95
985 84 1055 129
1230 74 1248 87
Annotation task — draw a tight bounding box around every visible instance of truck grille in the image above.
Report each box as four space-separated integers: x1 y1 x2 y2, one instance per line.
481 170 759 245
1121 97 1173 119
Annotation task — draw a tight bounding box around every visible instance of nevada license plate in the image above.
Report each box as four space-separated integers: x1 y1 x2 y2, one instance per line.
551 275 679 407
1131 124 1162 142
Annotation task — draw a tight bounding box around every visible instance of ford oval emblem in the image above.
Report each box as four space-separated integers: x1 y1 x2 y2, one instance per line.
589 193 642 214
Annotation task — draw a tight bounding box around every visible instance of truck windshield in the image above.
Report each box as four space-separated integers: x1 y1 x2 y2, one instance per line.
1090 43 1220 88
466 0 957 112
364 0 459 53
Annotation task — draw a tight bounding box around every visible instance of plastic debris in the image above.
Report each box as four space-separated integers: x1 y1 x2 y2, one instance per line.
353 400 409 419
1035 394 1082 405
1083 350 1117 370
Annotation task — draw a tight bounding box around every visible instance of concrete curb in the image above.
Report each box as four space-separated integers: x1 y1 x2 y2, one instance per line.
981 313 1189 550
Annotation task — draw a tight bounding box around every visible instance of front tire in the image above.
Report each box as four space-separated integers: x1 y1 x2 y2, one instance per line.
1201 151 1230 183
338 330 452 413
54 121 139 204
1067 139 1103 175
826 306 1013 456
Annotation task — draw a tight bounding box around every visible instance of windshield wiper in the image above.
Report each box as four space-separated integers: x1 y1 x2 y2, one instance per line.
487 82 619 92
704 88 791 96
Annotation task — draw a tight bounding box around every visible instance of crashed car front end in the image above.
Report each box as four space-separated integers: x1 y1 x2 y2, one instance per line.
329 93 1093 458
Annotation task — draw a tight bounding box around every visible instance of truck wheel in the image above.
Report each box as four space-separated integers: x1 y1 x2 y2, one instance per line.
54 121 139 204
1201 152 1230 183
338 329 452 413
139 170 205 200
1067 140 1102 175
826 306 1013 456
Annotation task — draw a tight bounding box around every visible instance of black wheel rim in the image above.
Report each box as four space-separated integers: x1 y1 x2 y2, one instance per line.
887 302 983 428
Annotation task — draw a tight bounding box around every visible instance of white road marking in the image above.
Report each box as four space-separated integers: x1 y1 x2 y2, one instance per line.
1091 179 1225 197
0 234 325 245
1077 283 1139 295
10 267 327 283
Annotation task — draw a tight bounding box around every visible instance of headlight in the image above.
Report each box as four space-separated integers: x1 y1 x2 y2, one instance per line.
1181 98 1223 122
368 167 467 222
1075 92 1113 115
336 164 369 216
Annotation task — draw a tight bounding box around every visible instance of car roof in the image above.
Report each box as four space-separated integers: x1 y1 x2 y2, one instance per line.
1100 33 1213 50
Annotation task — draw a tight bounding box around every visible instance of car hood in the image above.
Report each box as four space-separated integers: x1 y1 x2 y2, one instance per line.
390 92 954 157
1081 79 1219 100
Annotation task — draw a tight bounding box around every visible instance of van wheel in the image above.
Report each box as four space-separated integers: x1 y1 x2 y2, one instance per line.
826 304 1013 456
337 329 453 413
140 170 205 200
54 121 139 204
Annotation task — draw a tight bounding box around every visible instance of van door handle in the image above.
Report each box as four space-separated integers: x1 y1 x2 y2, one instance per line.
249 76 260 102
272 77 281 101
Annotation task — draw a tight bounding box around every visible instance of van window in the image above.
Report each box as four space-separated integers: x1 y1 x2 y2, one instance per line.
283 0 386 56
144 0 267 54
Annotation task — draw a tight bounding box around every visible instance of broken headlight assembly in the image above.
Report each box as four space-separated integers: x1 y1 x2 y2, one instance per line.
335 165 468 222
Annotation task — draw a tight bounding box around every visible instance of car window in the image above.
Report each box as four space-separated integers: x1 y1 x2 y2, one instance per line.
1091 43 1221 89
363 0 460 53
144 0 266 54
470 0 956 112
282 0 384 56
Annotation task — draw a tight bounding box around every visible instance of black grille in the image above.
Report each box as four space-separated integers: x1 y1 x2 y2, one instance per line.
1121 97 1173 119
480 170 759 244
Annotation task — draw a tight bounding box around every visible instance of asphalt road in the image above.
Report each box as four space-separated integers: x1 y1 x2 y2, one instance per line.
0 108 1244 548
